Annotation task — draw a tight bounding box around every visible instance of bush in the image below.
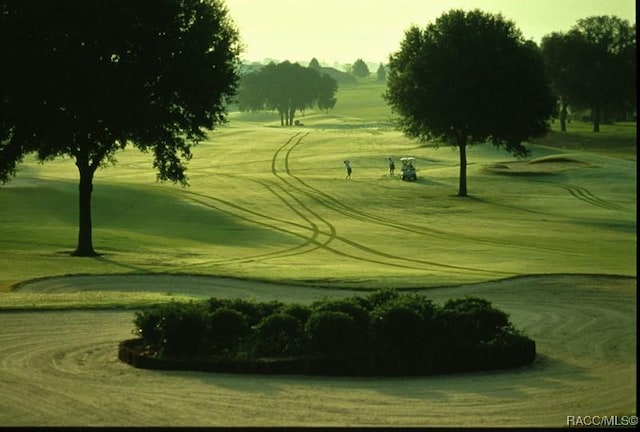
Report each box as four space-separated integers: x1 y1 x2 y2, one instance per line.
129 289 535 375
311 298 371 348
134 305 168 345
371 303 427 354
279 303 312 325
207 297 283 327
305 310 359 357
253 312 306 357
361 288 400 309
153 301 208 358
481 329 537 367
206 307 249 351
436 297 510 347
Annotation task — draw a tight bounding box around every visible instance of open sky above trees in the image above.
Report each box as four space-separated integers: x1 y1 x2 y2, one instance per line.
225 0 635 65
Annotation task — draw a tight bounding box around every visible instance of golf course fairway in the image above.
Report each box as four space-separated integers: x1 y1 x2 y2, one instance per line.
0 82 636 426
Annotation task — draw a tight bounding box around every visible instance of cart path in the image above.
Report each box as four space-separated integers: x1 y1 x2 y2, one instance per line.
1 274 635 427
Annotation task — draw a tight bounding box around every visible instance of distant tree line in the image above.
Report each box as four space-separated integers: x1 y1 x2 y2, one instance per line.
237 60 338 126
308 57 357 84
540 15 636 132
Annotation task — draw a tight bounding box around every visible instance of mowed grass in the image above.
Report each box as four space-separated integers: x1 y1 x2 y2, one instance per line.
0 82 636 428
0 81 636 302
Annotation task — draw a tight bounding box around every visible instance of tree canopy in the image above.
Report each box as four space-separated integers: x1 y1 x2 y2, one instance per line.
316 74 338 113
384 9 556 197
308 57 321 70
540 32 577 131
542 16 636 132
0 0 241 256
351 58 370 78
376 63 387 82
237 61 338 125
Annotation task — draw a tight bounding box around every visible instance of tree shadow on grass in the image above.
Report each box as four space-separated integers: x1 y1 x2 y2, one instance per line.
92 183 298 247
10 179 299 250
91 254 148 272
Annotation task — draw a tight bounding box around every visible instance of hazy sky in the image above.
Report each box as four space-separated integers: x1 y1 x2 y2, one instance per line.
224 0 636 65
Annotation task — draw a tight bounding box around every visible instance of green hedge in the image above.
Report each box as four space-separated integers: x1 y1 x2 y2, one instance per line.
129 289 536 375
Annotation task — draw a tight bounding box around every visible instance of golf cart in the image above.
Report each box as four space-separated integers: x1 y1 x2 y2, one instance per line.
400 157 417 181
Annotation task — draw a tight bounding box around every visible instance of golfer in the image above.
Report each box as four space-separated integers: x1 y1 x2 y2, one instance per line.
388 157 395 176
344 160 352 179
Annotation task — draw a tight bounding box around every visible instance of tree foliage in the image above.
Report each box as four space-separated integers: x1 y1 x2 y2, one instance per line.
305 310 359 356
540 32 577 131
206 307 249 349
237 61 338 125
308 57 321 70
376 63 387 82
0 0 241 255
437 297 511 347
384 9 556 196
316 74 338 113
351 58 370 78
542 16 636 132
253 312 305 356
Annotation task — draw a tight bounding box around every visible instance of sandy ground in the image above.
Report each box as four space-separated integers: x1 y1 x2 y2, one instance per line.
0 274 636 427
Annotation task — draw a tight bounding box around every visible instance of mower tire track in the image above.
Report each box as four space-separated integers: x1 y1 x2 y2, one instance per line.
557 184 627 211
282 134 582 257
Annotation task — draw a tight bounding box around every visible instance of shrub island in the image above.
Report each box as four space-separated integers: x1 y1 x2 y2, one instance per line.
119 289 536 376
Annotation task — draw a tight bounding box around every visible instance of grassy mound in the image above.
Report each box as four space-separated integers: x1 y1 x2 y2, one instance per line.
484 154 593 176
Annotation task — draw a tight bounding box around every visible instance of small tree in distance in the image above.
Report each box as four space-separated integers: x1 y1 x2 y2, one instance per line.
237 61 338 125
308 57 322 70
376 63 387 82
384 9 557 197
351 58 370 78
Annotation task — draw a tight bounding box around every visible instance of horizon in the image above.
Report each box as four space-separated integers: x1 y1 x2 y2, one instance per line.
225 0 636 66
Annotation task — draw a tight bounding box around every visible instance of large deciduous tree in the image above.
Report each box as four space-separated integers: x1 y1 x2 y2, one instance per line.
540 32 579 132
543 16 636 132
0 0 241 256
238 61 338 125
384 9 556 197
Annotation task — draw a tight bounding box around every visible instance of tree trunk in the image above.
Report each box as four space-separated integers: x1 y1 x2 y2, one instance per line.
288 108 295 126
560 99 568 132
279 109 285 126
592 103 601 133
457 136 468 197
73 153 97 256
